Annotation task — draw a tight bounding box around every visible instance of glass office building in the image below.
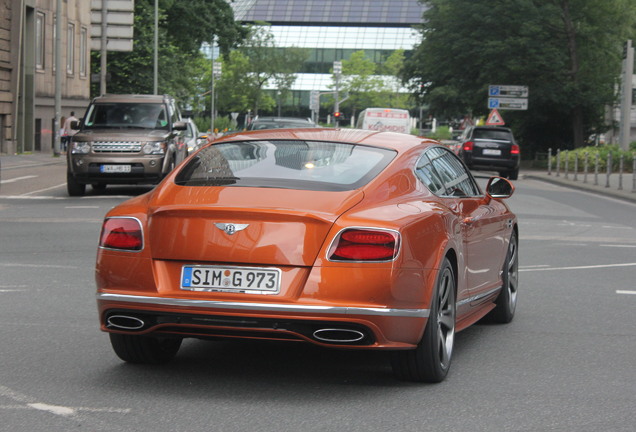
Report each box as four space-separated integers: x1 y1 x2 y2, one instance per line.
230 0 427 115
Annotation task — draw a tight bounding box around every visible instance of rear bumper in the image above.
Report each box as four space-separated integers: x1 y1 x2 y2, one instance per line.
463 153 519 171
97 293 429 349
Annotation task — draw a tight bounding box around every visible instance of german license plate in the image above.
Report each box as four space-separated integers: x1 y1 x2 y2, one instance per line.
181 265 281 294
482 149 502 156
100 164 132 173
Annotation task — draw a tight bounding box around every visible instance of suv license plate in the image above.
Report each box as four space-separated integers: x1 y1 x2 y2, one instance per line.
181 265 281 294
100 164 132 173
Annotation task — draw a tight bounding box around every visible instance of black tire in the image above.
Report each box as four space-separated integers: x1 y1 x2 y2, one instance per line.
109 333 182 364
488 231 519 323
67 172 86 196
391 258 456 383
508 168 519 181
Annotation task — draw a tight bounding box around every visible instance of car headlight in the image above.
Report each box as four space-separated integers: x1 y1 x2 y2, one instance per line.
71 141 91 154
142 142 165 155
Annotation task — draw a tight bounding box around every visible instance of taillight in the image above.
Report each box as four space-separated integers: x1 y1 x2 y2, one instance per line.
99 217 143 251
463 141 474 152
328 228 399 261
511 144 520 155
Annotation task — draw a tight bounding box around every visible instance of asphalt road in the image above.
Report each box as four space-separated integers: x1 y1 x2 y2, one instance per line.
1 158 635 431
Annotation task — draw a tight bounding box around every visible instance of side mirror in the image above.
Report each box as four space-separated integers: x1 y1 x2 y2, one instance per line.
172 121 187 131
486 177 515 199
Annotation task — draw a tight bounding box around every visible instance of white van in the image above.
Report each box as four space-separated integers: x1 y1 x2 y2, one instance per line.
356 108 411 134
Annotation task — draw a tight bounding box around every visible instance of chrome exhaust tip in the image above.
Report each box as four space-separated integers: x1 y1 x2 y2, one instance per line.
106 315 145 330
313 328 365 343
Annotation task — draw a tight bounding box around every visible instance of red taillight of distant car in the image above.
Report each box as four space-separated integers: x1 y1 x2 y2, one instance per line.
329 229 399 261
511 144 520 155
99 218 143 251
463 141 474 152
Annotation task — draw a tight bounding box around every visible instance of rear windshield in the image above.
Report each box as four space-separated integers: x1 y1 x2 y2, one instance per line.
174 140 396 191
83 103 169 130
472 129 513 141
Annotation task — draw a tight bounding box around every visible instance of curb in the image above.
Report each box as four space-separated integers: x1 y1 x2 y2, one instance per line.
523 171 636 204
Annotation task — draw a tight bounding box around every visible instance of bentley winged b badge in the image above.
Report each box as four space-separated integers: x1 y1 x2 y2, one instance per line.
215 223 249 235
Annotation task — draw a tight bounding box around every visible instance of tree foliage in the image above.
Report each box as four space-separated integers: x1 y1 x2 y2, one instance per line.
327 50 414 120
91 0 246 104
215 24 309 116
404 0 636 152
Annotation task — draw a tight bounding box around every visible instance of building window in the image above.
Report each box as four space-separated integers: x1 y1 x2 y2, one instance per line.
36 12 45 70
80 27 87 77
67 22 75 75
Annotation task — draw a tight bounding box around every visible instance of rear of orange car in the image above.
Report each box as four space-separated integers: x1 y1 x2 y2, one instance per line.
96 135 447 350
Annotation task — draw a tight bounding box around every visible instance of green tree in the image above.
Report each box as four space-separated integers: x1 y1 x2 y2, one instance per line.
215 24 308 116
91 0 246 103
378 49 412 109
335 51 384 119
404 0 636 152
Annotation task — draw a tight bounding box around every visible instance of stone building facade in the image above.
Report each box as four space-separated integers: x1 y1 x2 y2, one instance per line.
1 0 91 154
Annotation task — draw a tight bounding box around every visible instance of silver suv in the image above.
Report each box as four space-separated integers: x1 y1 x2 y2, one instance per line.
66 94 187 196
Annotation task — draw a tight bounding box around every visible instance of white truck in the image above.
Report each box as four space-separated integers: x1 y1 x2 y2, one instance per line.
356 108 411 134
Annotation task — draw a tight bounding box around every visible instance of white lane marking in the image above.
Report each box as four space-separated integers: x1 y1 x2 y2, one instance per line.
0 263 79 269
28 403 75 417
0 384 131 420
519 262 636 272
600 244 636 248
0 289 26 293
616 290 636 295
65 205 100 209
520 265 551 269
0 175 38 184
21 183 67 196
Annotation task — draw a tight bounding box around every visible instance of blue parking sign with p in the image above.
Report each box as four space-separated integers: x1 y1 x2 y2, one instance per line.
489 86 500 96
488 98 500 108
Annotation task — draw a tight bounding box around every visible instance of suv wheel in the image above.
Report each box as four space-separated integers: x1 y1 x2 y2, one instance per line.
67 172 86 196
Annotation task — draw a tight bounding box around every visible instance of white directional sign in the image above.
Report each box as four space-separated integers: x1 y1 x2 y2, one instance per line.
488 97 529 110
489 85 529 98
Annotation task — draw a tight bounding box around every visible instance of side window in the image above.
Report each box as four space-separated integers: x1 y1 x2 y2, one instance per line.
415 153 445 195
418 147 481 197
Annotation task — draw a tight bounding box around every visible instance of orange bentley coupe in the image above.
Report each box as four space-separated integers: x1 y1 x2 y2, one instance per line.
96 128 518 383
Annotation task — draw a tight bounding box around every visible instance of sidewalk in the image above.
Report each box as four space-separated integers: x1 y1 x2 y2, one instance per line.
0 151 66 170
523 168 636 204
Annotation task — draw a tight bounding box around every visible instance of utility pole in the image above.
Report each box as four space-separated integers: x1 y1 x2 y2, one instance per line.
54 0 63 156
619 40 634 151
153 0 158 94
333 61 342 127
100 0 108 95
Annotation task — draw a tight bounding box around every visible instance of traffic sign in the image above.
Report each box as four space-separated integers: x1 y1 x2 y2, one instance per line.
488 85 529 98
486 109 505 126
488 97 528 110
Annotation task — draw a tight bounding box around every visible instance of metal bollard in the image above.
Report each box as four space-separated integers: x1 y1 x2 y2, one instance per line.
618 154 623 190
548 148 552 175
556 149 561 177
605 153 611 188
583 152 588 183
594 153 599 185
573 153 578 181
564 151 569 179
